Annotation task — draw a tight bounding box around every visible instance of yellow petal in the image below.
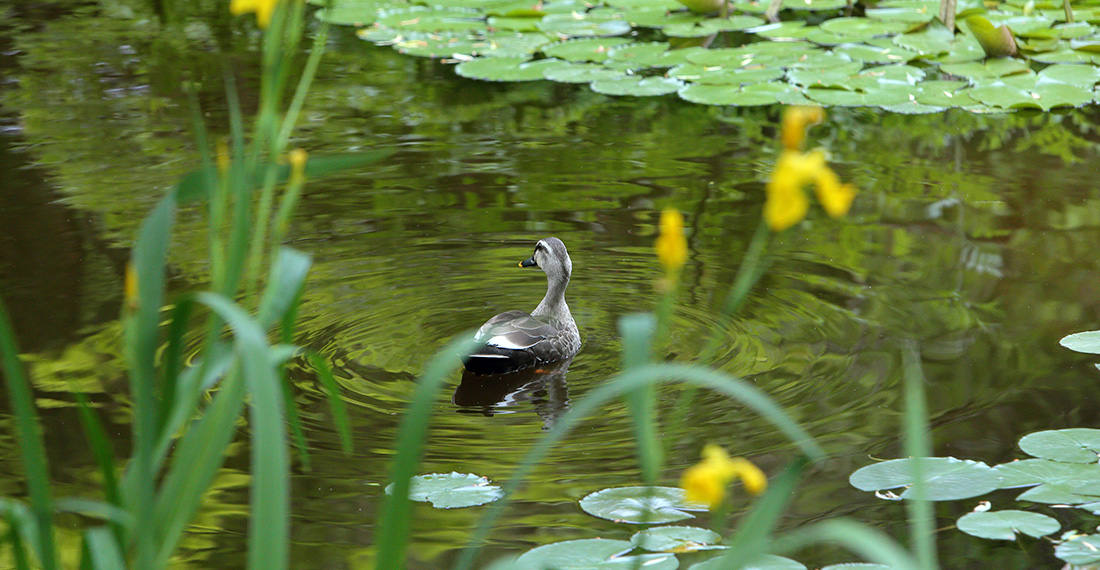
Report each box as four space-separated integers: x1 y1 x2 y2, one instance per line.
680 463 726 509
764 167 809 232
289 148 308 184
780 106 825 151
655 208 687 274
730 458 768 495
813 166 857 218
230 0 279 29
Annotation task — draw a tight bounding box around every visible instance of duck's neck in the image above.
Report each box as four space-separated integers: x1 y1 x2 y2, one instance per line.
532 275 571 323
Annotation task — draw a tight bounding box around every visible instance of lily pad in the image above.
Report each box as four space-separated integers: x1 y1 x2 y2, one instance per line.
631 526 725 552
515 539 679 570
678 82 794 105
1016 482 1100 504
590 75 683 96
994 458 1100 488
455 56 562 81
385 472 503 509
579 486 708 524
542 61 630 82
537 11 633 38
820 565 892 570
849 457 1002 500
1060 330 1100 354
1019 428 1100 463
542 37 635 62
820 17 910 40
1055 534 1100 566
690 553 806 570
956 510 1061 540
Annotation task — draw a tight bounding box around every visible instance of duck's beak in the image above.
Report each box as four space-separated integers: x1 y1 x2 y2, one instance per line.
519 257 537 268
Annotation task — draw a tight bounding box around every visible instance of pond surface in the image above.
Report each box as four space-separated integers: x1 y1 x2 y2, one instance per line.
2 4 1100 570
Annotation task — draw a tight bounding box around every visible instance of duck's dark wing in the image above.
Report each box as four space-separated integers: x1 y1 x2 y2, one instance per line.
465 312 563 374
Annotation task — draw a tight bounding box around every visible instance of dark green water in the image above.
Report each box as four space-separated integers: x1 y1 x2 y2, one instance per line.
2 3 1100 569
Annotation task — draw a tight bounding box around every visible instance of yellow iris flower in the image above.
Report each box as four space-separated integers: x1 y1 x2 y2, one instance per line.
764 108 857 232
655 208 687 277
230 0 281 29
680 444 766 509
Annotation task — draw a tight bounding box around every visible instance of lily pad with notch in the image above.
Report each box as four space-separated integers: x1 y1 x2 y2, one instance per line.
849 457 1002 500
956 510 1061 540
455 56 563 81
384 472 503 509
690 553 806 570
591 75 683 96
515 538 679 570
631 526 726 552
1019 428 1100 463
580 486 708 523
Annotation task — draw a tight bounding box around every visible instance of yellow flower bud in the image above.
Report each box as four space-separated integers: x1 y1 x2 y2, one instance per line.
780 106 825 151
680 444 767 509
655 208 687 276
124 262 139 311
288 148 308 185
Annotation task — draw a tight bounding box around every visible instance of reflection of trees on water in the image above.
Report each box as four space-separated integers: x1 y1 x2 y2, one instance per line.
453 357 572 430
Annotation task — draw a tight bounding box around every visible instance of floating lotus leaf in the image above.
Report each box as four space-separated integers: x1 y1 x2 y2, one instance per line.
542 37 634 61
956 510 1061 541
670 64 786 84
866 2 938 23
690 553 806 570
995 458 1100 488
1018 36 1063 53
787 62 864 87
1055 21 1096 38
579 486 707 523
879 100 945 113
475 33 557 57
820 565 892 570
608 43 704 67
803 85 913 106
1060 330 1100 353
358 26 405 44
487 16 544 32
384 472 503 509
678 81 794 105
393 36 487 58
970 76 1094 110
1030 47 1100 63
376 7 484 32
893 21 957 55
631 526 725 552
913 79 977 106
749 21 814 39
940 57 1032 79
542 60 630 82
314 0 387 26
627 8 706 28
788 50 858 69
781 0 849 10
537 11 633 38
515 539 679 570
1020 428 1100 463
931 35 996 62
849 457 1002 500
1016 482 1100 504
1039 63 1100 86
605 0 682 8
983 13 1055 34
820 17 910 40
481 0 550 16
1056 535 1100 566
591 75 684 95
832 42 918 63
850 63 925 88
455 56 562 81
688 41 819 66
806 30 858 45
664 15 768 37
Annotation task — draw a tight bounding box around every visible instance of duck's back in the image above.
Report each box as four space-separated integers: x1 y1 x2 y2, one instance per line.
464 311 578 374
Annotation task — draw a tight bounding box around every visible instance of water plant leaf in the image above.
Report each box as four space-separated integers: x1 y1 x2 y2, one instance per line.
1019 428 1100 463
893 20 956 54
542 37 634 62
579 486 707 523
542 61 630 82
631 526 725 552
690 553 806 570
1060 330 1100 354
385 472 503 509
678 82 793 105
994 458 1100 488
1016 482 1100 504
536 11 632 37
455 56 561 81
1055 534 1100 565
515 538 679 570
819 17 910 41
820 565 892 570
590 75 683 96
849 457 1002 500
966 16 1019 57
956 510 1060 540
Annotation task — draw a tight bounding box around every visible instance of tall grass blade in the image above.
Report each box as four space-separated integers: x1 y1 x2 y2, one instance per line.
771 519 921 570
0 499 40 570
375 335 480 570
713 456 808 569
454 362 823 570
258 248 311 327
124 192 176 569
159 297 194 433
0 299 58 570
901 341 938 570
81 527 126 570
195 292 289 570
618 314 662 485
304 351 354 454
74 393 124 544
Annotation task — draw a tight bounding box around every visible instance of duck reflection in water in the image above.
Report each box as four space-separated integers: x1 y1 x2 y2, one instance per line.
453 356 572 429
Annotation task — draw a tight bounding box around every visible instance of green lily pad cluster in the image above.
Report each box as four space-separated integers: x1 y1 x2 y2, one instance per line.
313 0 1100 112
850 427 1100 566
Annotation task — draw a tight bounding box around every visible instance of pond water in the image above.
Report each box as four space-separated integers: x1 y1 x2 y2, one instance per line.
2 4 1100 570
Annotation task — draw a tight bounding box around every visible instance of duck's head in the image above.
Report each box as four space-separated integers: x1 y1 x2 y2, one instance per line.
520 237 572 282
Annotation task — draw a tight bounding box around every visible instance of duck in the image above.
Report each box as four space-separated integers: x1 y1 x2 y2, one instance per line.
463 237 581 375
